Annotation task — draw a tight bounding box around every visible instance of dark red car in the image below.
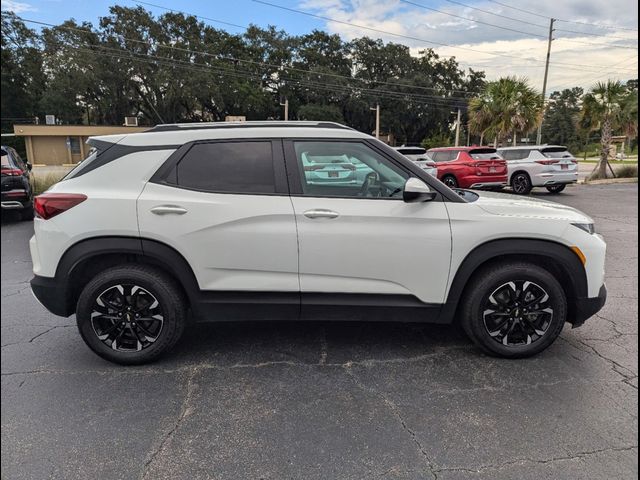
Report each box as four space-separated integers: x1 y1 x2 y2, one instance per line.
427 147 508 189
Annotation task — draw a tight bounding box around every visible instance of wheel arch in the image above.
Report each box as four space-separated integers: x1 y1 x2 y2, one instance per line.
509 169 531 183
55 236 199 316
440 238 587 325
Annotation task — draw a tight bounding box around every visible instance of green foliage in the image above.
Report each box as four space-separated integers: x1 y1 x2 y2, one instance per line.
542 87 583 151
30 171 65 195
468 76 542 146
297 104 344 123
1 8 484 144
420 132 452 150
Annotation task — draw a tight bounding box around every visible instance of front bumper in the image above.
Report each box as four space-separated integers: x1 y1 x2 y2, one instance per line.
571 284 607 328
30 275 72 317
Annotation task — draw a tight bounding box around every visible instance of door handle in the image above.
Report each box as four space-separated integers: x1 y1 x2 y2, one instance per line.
303 209 339 219
150 205 188 215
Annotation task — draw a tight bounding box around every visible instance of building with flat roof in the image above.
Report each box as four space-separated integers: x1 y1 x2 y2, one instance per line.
12 124 148 165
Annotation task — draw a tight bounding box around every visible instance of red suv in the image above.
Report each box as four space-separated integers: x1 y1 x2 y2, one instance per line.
427 147 507 189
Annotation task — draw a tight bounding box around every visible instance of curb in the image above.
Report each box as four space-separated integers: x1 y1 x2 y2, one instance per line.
579 177 638 185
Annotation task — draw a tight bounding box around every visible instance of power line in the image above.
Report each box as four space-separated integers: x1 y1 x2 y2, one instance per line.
20 17 481 97
253 0 640 69
402 0 636 50
127 1 640 73
71 44 474 107
483 0 638 32
133 0 247 30
440 0 637 42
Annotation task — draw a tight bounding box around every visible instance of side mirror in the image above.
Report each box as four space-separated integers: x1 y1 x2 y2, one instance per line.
403 177 437 203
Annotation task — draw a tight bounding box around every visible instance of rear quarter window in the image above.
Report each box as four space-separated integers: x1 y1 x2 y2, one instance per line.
176 141 275 194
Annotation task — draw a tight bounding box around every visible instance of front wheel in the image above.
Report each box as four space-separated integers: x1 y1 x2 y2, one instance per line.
460 262 567 358
76 265 186 365
546 184 567 194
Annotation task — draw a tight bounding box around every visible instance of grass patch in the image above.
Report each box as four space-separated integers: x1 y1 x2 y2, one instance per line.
31 172 66 195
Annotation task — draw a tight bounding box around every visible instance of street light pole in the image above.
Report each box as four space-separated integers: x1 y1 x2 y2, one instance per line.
280 98 289 121
537 18 555 145
370 104 380 139
454 108 462 147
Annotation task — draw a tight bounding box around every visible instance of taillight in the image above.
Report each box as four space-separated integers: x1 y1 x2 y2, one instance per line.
34 193 87 220
1 168 23 176
535 159 560 165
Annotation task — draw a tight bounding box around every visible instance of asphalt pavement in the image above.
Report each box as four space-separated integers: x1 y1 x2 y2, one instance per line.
1 183 638 480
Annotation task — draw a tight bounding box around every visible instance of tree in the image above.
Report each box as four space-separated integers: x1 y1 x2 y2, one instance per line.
297 104 344 122
580 80 627 178
468 77 543 147
541 87 583 151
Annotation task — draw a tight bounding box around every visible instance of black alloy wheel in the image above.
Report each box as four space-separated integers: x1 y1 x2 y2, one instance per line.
511 173 532 195
442 175 458 188
482 281 553 347
76 265 186 364
90 284 164 352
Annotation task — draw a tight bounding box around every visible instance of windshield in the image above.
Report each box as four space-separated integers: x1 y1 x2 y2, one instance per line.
470 153 501 160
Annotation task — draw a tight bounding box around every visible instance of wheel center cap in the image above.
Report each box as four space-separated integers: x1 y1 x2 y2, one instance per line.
514 307 521 317
125 312 133 323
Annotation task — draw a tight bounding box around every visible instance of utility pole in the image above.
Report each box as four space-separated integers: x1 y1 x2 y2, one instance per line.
370 104 380 139
537 18 555 145
280 98 289 121
454 108 462 147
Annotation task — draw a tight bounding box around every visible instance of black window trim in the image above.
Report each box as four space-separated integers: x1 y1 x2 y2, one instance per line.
149 138 289 196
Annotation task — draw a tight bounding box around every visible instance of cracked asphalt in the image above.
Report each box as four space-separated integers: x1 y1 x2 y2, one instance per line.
1 183 637 480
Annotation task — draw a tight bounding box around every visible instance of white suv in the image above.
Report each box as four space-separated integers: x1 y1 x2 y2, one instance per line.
498 145 579 195
29 122 607 364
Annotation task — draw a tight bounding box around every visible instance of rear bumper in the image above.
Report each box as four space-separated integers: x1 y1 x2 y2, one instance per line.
30 275 72 317
461 174 507 189
532 171 578 187
1 190 31 209
571 284 607 328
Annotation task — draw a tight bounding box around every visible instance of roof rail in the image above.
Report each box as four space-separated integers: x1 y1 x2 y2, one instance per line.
146 121 353 133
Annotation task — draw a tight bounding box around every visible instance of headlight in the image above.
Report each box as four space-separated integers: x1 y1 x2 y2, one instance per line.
572 223 595 234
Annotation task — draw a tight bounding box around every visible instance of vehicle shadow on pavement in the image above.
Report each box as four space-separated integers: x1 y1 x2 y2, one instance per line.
167 320 473 367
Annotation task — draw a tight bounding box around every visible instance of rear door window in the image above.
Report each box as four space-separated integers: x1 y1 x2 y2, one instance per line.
176 141 275 194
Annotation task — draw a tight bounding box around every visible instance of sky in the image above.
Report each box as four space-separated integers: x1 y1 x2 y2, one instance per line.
2 0 638 94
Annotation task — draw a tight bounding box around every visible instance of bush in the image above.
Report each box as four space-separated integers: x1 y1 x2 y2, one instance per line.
615 165 638 178
31 172 65 195
420 132 452 150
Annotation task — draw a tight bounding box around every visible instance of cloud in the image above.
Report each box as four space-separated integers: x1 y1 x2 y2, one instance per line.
299 0 639 93
1 0 37 13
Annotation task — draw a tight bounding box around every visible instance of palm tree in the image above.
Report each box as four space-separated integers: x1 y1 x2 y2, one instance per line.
620 90 638 154
580 80 628 179
468 77 543 147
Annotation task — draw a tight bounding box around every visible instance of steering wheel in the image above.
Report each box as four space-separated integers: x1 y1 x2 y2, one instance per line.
359 171 380 197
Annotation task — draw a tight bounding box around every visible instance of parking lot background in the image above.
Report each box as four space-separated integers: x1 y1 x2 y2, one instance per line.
1 183 637 480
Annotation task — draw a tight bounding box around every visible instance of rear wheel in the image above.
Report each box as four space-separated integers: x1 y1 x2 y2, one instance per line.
546 184 567 194
460 262 567 358
442 175 458 188
510 172 532 195
76 265 186 365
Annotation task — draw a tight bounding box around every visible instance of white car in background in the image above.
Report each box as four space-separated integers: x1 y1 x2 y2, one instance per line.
498 145 579 195
393 146 438 177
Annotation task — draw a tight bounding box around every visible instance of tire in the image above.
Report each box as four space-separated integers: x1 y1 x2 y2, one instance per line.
442 175 458 188
76 264 186 365
510 172 533 195
460 262 567 358
20 204 34 221
546 184 567 194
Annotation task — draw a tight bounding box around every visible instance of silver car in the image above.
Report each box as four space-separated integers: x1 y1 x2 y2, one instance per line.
498 145 579 195
393 146 438 177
